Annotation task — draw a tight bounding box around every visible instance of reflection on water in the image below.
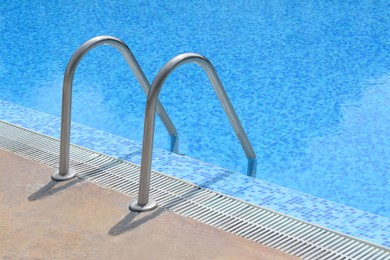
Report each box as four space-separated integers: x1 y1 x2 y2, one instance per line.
306 75 390 216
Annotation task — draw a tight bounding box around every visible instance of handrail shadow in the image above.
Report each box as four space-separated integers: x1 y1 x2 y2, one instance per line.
108 207 165 236
108 172 228 236
28 178 83 201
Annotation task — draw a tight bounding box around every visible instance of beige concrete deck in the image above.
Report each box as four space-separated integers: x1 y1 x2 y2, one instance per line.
0 150 297 259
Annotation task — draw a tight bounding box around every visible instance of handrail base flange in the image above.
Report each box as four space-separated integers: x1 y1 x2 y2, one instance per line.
129 198 158 212
51 168 77 181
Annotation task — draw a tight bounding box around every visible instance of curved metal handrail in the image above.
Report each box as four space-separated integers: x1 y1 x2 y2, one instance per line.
129 53 257 211
52 36 179 181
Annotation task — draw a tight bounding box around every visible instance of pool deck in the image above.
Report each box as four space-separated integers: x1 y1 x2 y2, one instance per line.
0 150 296 260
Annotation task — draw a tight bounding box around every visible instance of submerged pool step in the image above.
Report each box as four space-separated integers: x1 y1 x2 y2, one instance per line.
0 120 389 260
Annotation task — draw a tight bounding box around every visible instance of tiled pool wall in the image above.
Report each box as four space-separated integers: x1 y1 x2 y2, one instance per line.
1 99 389 248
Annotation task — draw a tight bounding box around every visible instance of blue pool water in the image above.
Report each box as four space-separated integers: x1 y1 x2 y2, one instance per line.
0 1 389 217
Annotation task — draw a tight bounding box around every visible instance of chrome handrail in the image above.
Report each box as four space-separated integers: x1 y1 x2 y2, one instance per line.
129 53 257 212
51 36 179 181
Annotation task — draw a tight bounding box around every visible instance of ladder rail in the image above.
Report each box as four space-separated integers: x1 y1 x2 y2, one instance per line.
52 36 179 181
130 53 257 211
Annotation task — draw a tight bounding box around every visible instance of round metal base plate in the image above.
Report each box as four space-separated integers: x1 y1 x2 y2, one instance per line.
51 168 77 181
129 198 158 212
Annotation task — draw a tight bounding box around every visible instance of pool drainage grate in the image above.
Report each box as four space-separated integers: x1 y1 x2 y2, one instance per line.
0 120 389 260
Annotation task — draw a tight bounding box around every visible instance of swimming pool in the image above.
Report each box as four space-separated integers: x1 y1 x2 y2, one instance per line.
0 0 389 220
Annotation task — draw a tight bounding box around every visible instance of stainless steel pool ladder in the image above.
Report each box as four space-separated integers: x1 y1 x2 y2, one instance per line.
51 36 179 181
129 53 257 211
52 36 256 212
